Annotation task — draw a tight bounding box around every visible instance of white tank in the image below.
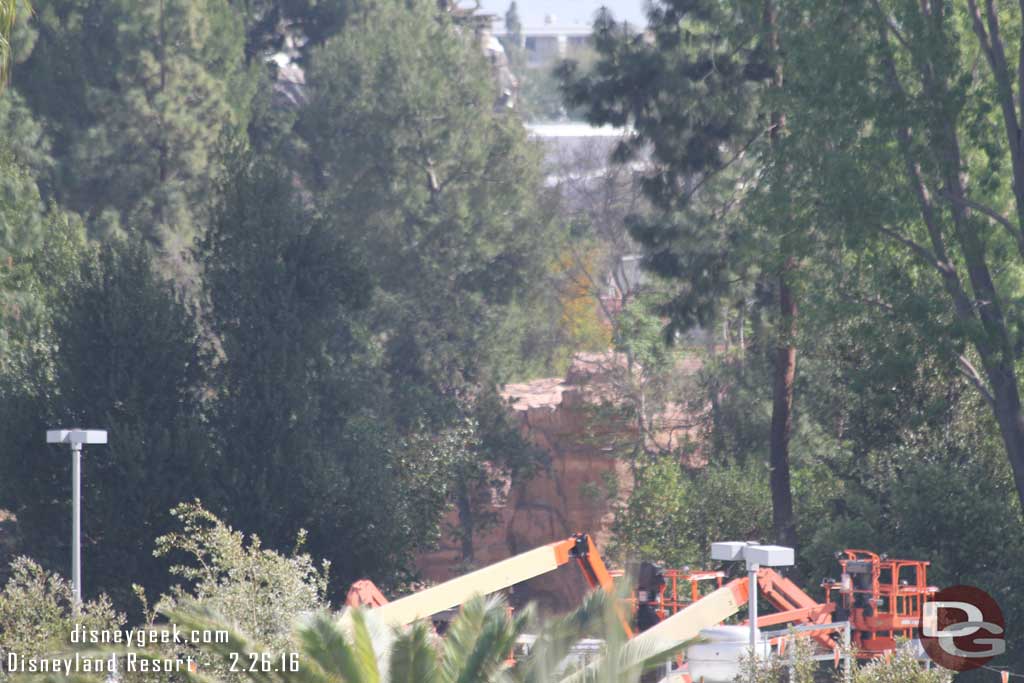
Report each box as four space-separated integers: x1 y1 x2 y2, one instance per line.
686 625 770 683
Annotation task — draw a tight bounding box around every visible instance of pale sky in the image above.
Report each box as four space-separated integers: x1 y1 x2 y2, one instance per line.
475 0 648 28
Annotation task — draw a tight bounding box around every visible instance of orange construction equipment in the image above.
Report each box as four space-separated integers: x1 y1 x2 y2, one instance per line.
347 533 632 636
347 538 935 672
631 567 836 650
630 548 936 682
612 566 726 623
345 579 389 609
752 566 837 652
822 549 936 658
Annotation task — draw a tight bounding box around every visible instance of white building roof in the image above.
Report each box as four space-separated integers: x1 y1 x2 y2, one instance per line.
492 23 593 37
526 122 628 138
474 0 647 28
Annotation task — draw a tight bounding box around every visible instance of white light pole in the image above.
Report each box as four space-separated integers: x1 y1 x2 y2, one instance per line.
46 429 107 611
711 541 794 675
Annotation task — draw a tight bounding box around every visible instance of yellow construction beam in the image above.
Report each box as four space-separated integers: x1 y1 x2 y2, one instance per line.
632 578 750 646
373 543 565 627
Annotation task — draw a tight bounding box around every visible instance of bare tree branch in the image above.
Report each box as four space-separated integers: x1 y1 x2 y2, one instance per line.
959 353 996 408
871 11 978 323
877 225 939 264
868 0 912 53
965 0 1024 258
941 189 1024 250
669 124 772 209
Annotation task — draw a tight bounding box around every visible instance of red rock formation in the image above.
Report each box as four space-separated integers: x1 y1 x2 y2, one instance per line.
414 352 706 614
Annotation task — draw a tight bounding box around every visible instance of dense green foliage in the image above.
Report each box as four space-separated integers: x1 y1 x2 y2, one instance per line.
0 557 122 683
16 0 253 270
0 0 561 610
2 234 216 607
198 149 433 583
301 0 555 420
297 0 554 560
5 0 1024 679
559 0 1024 677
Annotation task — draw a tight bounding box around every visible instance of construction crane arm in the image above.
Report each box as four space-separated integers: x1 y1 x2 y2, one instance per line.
371 533 625 631
630 567 837 652
754 567 835 628
631 577 751 646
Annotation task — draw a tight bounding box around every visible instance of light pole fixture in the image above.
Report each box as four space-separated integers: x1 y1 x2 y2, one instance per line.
46 428 107 610
711 541 794 665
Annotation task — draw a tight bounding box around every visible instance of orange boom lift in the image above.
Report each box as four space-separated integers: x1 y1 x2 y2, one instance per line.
347 533 633 636
822 549 936 657
347 537 937 673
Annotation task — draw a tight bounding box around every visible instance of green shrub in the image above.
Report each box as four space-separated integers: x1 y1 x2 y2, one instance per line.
0 557 122 683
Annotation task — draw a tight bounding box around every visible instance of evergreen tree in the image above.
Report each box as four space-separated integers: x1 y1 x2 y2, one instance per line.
17 0 254 274
505 1 521 48
302 0 554 422
13 0 120 162
0 237 216 608
78 0 248 259
0 89 53 185
557 1 809 546
200 150 456 587
236 0 352 63
0 150 50 391
300 0 555 561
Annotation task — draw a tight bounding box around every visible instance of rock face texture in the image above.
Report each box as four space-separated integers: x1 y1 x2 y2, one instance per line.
414 352 704 614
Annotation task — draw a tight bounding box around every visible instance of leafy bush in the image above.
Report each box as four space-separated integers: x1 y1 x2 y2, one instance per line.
738 640 953 683
610 457 773 567
148 501 330 652
851 646 952 683
0 557 122 683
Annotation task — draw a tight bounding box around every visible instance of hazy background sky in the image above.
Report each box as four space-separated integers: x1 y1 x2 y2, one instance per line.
476 0 648 27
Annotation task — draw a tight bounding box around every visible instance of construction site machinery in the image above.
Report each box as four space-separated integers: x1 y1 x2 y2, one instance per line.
630 566 836 650
346 537 936 679
355 533 633 636
632 549 935 681
822 549 936 658
632 549 935 654
612 564 725 632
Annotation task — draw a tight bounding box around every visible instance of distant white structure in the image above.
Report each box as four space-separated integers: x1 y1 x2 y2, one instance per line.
524 121 635 182
525 122 626 138
268 30 308 109
494 15 592 67
478 0 647 29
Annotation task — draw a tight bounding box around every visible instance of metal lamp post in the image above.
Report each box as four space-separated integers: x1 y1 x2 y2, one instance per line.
46 429 107 610
711 541 794 675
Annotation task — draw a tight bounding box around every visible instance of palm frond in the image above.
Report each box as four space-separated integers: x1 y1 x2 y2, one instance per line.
389 621 440 683
163 606 286 683
440 594 527 683
603 633 694 682
299 609 381 683
0 0 29 87
516 590 607 683
515 582 699 683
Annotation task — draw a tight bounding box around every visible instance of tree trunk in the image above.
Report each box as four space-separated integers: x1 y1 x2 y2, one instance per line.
763 0 799 550
769 270 798 548
456 482 475 564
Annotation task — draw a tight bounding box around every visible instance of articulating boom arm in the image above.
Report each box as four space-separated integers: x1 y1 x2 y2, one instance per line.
631 567 836 652
371 533 630 634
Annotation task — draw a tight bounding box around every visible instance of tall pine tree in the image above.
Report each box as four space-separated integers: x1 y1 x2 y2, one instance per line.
18 0 253 276
300 0 553 561
558 1 807 547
